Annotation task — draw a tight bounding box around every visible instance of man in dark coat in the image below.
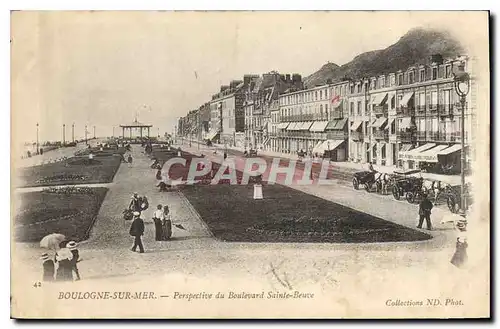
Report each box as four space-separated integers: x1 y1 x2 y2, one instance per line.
41 253 55 282
417 193 434 230
129 212 145 253
129 193 141 212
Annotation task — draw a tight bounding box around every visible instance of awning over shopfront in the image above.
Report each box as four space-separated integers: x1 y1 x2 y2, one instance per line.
400 92 415 107
350 120 363 131
206 128 220 141
405 143 436 156
312 140 325 154
316 139 345 154
371 92 388 106
400 144 413 152
332 99 343 109
399 117 414 130
286 122 299 131
309 121 329 132
334 118 347 130
298 121 314 131
412 144 450 162
385 118 395 130
437 144 462 156
371 117 388 129
277 122 289 130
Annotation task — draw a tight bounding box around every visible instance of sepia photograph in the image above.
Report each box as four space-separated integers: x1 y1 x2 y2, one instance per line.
10 10 490 319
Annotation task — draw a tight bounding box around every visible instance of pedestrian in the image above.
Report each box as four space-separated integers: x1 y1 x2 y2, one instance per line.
450 236 468 268
129 211 145 253
55 248 74 282
129 192 141 212
41 253 55 282
128 154 133 167
153 204 164 241
156 168 162 180
417 193 434 230
67 241 81 281
368 161 375 172
162 206 172 240
433 181 442 204
223 151 227 161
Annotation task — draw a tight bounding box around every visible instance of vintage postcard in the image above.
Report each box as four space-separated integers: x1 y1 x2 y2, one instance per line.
10 11 490 319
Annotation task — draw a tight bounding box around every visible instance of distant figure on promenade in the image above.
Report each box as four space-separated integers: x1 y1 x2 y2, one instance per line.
67 241 81 281
417 193 434 230
156 168 162 180
129 192 142 212
223 151 227 160
153 204 164 241
88 152 94 164
368 161 375 172
162 206 172 240
127 154 133 167
129 212 145 253
55 248 74 281
41 253 55 282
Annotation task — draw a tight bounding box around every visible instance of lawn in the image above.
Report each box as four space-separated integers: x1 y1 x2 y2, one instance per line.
181 183 432 243
17 155 122 187
14 187 108 243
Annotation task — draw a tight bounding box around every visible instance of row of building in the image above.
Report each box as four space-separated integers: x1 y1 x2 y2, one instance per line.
177 54 476 174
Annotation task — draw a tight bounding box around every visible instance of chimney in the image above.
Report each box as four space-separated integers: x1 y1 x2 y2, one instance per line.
220 85 229 92
285 74 291 81
430 54 443 65
292 74 302 83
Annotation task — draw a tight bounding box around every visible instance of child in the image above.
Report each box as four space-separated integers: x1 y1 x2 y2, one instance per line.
67 241 81 280
41 253 55 282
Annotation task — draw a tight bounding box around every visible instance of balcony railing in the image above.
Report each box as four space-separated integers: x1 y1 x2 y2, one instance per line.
373 105 388 115
327 131 348 140
438 104 452 116
416 105 426 113
351 131 364 141
373 130 389 140
415 131 467 143
398 131 416 143
397 107 415 117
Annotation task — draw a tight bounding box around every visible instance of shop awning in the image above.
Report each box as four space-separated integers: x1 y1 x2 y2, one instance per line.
412 144 450 162
385 118 395 130
368 119 377 127
400 144 414 152
312 140 325 154
286 122 299 131
299 121 314 131
316 139 345 154
437 144 462 156
400 92 415 107
372 117 388 129
277 122 289 129
332 99 343 109
326 120 339 130
334 118 347 130
398 144 415 159
350 120 363 131
406 143 436 156
309 121 329 132
371 93 388 106
399 117 414 130
206 128 220 141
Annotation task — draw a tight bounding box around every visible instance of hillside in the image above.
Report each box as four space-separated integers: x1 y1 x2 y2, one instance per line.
304 28 465 88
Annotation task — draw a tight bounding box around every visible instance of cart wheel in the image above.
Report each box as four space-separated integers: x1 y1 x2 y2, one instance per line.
364 182 372 192
353 178 359 190
406 192 415 204
392 186 400 200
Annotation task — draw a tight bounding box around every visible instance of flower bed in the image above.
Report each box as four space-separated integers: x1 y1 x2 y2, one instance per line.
42 186 98 195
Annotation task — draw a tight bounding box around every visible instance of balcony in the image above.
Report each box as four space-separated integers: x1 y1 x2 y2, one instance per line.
373 130 389 141
438 104 452 117
398 131 416 143
327 131 348 140
373 105 388 115
416 105 426 113
351 131 364 141
416 131 427 141
397 107 415 117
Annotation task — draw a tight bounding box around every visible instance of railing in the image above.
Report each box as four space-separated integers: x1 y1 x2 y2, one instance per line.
327 131 348 139
416 105 426 113
398 131 416 143
416 131 427 141
373 130 389 140
438 104 452 116
397 107 415 117
351 131 364 141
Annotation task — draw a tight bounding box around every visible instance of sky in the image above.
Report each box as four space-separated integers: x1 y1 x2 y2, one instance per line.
11 11 486 144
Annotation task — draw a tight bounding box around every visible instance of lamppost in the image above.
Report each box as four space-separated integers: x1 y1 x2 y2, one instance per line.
62 124 66 145
453 62 470 214
85 125 88 145
93 126 96 139
327 140 331 160
72 123 75 143
36 123 39 154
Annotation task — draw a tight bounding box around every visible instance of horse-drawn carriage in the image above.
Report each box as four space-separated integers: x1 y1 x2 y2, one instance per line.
352 171 392 194
444 183 473 213
391 169 425 203
352 171 376 191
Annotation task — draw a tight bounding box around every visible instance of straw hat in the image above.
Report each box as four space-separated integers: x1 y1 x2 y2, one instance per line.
67 241 77 250
133 211 141 216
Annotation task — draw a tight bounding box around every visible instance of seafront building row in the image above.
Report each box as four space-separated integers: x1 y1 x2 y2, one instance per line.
177 54 476 174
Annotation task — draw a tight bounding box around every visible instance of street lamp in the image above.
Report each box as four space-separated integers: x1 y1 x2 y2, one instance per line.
72 123 75 143
36 123 39 154
62 124 66 145
85 125 88 145
453 62 470 214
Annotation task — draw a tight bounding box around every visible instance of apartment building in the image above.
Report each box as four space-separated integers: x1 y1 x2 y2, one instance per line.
347 54 474 174
277 80 350 160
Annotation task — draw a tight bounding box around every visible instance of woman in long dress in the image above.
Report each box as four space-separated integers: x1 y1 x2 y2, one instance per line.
162 206 172 240
55 248 74 281
153 204 164 241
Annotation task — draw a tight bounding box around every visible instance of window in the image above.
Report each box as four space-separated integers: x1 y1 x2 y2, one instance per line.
357 84 361 93
398 95 403 107
444 90 451 105
408 72 414 84
350 102 354 116
319 90 323 99
431 91 438 106
325 104 328 114
420 69 425 82
350 85 355 94
391 96 395 109
419 93 425 107
357 101 362 116
380 77 385 88
390 75 395 86
432 67 438 80
398 74 403 85
445 65 452 78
